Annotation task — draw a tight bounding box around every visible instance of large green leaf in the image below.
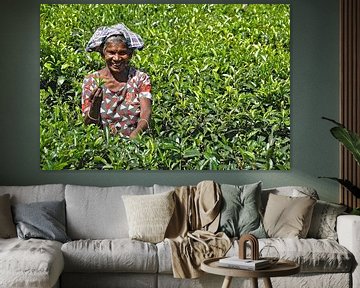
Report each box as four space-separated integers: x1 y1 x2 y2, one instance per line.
319 177 360 199
321 117 360 200
323 117 360 165
330 126 360 165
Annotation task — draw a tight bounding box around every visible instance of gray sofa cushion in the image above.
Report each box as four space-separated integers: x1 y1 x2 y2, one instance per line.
0 184 65 204
65 185 153 239
153 184 176 194
156 240 173 274
62 239 158 273
0 238 64 288
259 238 353 273
226 238 354 273
158 237 353 275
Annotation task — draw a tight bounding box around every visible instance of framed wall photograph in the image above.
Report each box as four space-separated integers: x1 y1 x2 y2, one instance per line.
40 4 290 170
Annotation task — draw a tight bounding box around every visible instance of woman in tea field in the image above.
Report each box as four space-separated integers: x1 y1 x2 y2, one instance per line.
82 23 152 139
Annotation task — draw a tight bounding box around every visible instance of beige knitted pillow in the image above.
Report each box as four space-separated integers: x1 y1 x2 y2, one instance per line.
122 191 175 243
263 193 316 238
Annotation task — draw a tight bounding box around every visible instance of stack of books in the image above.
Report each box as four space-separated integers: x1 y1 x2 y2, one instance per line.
218 257 271 270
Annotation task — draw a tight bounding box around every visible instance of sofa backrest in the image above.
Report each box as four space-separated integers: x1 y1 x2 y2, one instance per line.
65 184 154 240
153 183 320 210
153 183 320 213
153 184 176 194
1 184 321 241
0 184 65 204
261 186 319 212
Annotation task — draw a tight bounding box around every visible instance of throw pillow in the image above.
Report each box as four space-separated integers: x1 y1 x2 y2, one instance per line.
122 191 175 243
263 193 316 238
12 200 70 243
218 182 267 238
307 200 347 240
0 194 17 238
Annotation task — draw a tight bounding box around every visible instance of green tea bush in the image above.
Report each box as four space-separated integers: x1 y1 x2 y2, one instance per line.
40 4 290 170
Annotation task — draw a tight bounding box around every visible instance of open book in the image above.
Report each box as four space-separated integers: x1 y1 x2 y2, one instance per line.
218 257 271 270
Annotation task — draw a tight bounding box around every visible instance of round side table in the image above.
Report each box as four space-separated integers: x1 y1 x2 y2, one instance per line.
201 257 300 288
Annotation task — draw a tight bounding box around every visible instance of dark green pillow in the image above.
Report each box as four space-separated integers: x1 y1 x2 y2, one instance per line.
218 182 266 238
12 200 70 243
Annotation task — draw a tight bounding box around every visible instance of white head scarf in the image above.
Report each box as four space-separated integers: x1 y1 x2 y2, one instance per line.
86 23 144 52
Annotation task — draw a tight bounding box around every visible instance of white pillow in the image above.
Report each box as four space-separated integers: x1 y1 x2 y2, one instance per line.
122 191 175 243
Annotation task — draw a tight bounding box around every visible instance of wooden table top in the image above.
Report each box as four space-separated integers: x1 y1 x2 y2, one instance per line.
201 257 300 278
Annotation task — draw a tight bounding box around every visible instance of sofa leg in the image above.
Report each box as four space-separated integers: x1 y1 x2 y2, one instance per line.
222 276 232 288
263 277 273 288
251 278 258 288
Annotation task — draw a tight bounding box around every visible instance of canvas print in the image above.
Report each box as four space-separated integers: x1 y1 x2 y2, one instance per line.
40 4 290 170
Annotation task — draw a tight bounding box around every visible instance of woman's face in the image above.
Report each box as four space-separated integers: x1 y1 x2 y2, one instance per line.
103 41 132 75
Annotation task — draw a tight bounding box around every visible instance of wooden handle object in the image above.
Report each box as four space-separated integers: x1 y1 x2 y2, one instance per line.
238 234 259 260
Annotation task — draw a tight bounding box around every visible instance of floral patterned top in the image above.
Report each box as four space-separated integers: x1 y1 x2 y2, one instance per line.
81 67 151 137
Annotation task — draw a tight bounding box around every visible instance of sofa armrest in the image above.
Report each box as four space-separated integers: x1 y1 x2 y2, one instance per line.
337 215 360 288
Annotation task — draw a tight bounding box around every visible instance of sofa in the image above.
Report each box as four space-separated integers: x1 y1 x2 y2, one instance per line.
0 182 359 288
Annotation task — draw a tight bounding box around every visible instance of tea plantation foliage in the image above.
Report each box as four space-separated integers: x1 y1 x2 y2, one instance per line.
40 4 290 170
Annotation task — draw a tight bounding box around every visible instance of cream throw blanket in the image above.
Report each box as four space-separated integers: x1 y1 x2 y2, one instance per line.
165 181 231 278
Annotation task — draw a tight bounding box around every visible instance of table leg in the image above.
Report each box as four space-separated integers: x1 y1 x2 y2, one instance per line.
263 277 273 288
222 276 233 288
251 278 258 288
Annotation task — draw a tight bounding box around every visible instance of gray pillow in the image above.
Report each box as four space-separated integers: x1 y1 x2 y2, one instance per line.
0 194 16 238
307 200 347 240
218 182 266 238
12 200 70 243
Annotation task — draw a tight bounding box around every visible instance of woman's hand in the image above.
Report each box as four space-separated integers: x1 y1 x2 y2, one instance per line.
84 87 103 125
129 130 140 139
129 98 152 139
90 86 103 105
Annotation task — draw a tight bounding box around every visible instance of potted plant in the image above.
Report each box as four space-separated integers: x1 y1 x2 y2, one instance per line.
320 117 360 215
